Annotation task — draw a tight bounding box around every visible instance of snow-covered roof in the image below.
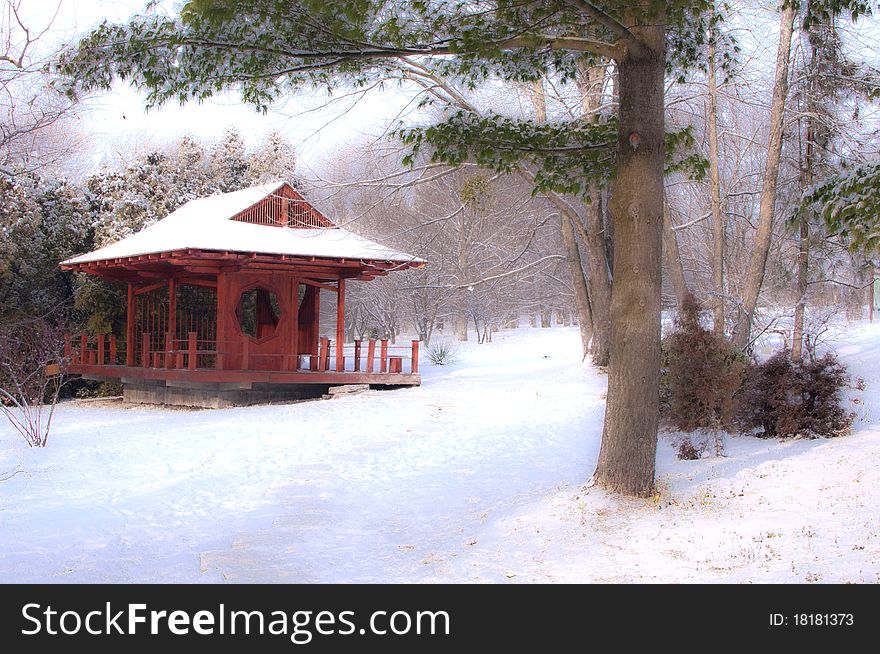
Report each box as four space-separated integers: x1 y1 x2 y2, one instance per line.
62 181 423 266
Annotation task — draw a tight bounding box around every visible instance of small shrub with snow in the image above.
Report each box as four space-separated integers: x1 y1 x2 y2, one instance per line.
428 341 459 366
676 436 703 460
743 349 852 439
661 294 747 433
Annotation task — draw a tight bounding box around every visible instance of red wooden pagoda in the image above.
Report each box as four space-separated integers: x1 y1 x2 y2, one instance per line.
60 181 425 407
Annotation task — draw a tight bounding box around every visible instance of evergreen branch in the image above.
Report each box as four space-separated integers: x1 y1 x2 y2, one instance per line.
562 0 635 42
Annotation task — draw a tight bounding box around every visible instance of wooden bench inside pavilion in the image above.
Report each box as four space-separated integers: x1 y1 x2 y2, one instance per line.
60 181 425 407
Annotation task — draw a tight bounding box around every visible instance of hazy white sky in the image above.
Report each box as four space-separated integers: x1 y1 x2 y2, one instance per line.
20 0 417 171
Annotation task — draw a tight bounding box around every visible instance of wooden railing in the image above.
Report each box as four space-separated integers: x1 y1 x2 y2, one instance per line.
65 334 420 375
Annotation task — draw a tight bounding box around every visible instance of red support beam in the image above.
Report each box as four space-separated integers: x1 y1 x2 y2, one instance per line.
301 278 339 293
97 334 105 366
109 335 117 365
380 339 388 373
167 277 177 344
165 332 174 369
134 282 167 296
141 332 150 368
318 337 329 372
411 340 420 374
313 287 321 361
216 273 227 370
80 334 87 363
188 332 197 370
354 340 362 372
289 277 299 371
126 284 135 366
367 340 376 373
336 278 345 372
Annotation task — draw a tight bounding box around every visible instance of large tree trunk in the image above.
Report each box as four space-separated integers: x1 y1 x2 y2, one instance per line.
731 6 796 350
707 18 726 336
593 21 665 497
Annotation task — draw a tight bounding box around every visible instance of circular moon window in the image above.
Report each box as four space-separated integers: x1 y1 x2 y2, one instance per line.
236 287 281 340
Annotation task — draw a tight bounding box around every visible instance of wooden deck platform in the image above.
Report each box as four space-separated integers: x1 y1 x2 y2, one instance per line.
70 363 421 387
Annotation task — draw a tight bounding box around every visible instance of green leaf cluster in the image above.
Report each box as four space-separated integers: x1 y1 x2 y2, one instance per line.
802 163 880 254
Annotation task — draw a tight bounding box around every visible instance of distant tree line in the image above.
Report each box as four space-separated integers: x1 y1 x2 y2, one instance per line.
0 128 297 330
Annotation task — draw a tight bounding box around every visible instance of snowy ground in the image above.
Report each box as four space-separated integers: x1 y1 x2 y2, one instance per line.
1 323 878 583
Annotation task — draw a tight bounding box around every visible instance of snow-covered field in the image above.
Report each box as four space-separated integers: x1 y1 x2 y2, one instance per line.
1 323 878 583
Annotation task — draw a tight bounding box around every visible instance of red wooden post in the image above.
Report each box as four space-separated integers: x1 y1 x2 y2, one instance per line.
313 291 321 360
64 334 72 362
167 277 176 345
126 283 135 366
380 339 388 373
165 332 174 369
215 273 226 371
241 337 249 371
389 356 402 373
80 335 87 363
354 340 362 372
318 337 329 372
109 335 117 365
152 352 161 368
188 332 197 370
367 340 376 373
335 278 345 373
97 334 105 365
289 277 300 371
411 340 420 374
141 332 150 368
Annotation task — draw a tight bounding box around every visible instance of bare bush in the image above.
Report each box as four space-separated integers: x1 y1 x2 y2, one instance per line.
661 294 747 434
0 317 67 447
673 435 698 460
743 349 852 439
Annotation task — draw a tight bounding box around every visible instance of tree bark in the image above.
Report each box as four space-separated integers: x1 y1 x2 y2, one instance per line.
593 20 665 497
662 201 689 311
731 6 796 350
527 79 594 360
582 192 612 365
561 210 594 358
576 60 614 366
540 309 552 328
455 315 468 341
707 18 726 336
791 212 809 360
792 32 821 362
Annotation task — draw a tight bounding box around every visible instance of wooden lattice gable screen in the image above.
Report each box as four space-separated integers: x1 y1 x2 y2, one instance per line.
230 184 336 229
